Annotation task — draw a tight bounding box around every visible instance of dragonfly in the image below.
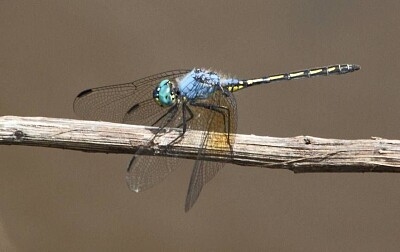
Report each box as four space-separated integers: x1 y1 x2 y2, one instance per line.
73 63 360 211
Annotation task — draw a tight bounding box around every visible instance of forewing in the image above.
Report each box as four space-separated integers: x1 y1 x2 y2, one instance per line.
73 70 190 125
73 70 191 192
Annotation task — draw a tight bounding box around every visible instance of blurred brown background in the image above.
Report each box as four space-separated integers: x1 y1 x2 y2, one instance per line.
1 0 400 251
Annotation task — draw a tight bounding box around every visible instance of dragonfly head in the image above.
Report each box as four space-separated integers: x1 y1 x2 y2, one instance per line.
153 80 177 107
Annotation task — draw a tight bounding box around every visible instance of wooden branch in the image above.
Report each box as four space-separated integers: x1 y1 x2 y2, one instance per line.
0 116 399 173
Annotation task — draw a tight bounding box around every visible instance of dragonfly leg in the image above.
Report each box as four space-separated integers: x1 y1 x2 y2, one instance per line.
189 101 233 150
185 105 195 125
133 105 179 148
128 104 180 168
153 104 179 136
151 105 179 129
166 102 189 147
177 103 194 129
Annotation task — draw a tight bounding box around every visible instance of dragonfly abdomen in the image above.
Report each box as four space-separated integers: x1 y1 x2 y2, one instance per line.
226 64 360 93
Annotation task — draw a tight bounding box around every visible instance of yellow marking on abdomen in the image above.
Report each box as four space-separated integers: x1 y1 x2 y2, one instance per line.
309 69 323 75
327 66 336 73
289 71 305 78
229 84 245 92
269 74 285 81
247 78 264 85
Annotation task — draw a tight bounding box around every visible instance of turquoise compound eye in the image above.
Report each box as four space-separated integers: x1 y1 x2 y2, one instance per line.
153 80 176 107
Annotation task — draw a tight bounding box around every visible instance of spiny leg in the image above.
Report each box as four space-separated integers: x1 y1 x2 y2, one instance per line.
216 86 233 146
138 105 180 148
151 105 179 128
128 105 179 173
166 102 190 147
177 104 194 128
189 101 232 150
189 101 230 135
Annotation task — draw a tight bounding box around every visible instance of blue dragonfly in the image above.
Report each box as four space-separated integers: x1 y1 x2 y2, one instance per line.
74 64 360 211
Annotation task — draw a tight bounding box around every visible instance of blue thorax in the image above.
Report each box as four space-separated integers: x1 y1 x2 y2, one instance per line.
153 69 240 107
179 69 228 100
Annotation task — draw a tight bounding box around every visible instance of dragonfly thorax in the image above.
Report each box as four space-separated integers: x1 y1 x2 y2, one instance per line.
153 79 178 107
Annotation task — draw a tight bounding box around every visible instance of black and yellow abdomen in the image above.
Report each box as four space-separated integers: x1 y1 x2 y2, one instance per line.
226 64 360 93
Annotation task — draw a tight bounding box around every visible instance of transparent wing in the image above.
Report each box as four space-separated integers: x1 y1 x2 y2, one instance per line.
184 88 238 212
73 70 191 191
126 104 185 192
73 70 190 125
